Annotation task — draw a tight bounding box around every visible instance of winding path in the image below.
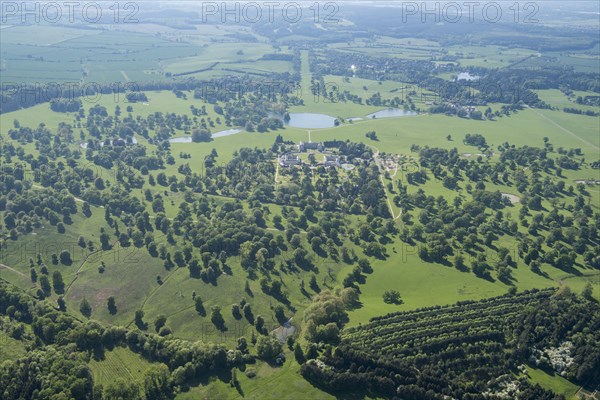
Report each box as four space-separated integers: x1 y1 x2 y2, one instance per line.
32 184 84 203
0 263 26 277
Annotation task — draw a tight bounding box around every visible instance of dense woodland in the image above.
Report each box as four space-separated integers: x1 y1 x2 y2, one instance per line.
301 289 600 399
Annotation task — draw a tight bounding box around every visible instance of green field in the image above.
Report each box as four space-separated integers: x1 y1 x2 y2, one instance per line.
89 346 158 387
0 24 285 84
0 332 27 361
536 89 600 113
525 366 581 400
176 357 335 400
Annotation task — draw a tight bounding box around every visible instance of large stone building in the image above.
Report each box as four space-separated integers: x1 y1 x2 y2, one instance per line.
298 141 324 152
279 153 301 167
323 155 341 167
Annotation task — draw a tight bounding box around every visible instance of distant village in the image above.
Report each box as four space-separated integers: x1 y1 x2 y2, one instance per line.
279 141 342 168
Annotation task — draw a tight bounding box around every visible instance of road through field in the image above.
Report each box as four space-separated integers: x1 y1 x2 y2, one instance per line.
530 108 599 150
370 145 402 220
0 263 26 277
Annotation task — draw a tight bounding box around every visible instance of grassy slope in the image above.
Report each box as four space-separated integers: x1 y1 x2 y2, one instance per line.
0 333 27 361
176 356 335 400
89 346 158 388
536 89 600 114
525 366 580 400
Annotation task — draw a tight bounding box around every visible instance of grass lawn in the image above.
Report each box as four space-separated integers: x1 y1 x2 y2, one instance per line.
307 108 599 156
535 89 600 114
0 201 114 296
525 366 580 400
0 332 27 361
176 354 336 400
2 88 598 340
89 346 158 388
0 45 597 391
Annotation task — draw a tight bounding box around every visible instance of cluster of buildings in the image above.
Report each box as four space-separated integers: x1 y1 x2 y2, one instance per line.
279 141 342 168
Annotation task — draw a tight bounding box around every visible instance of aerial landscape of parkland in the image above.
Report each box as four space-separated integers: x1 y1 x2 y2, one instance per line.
0 1 598 399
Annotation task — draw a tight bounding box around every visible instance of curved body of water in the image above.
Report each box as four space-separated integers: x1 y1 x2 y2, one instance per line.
169 128 243 143
169 137 192 143
213 128 242 138
366 108 418 119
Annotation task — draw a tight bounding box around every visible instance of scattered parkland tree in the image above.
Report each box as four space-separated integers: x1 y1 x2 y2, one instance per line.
107 296 117 315
155 315 167 332
52 271 64 294
57 296 66 312
80 298 92 318
211 306 226 331
256 335 283 361
39 276 51 296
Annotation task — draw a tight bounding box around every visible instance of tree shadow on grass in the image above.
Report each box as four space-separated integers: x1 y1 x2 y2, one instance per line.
179 367 237 395
455 263 471 273
195 302 206 317
474 271 496 283
302 378 371 400
498 274 516 286
531 267 551 279
135 320 148 330
554 263 583 277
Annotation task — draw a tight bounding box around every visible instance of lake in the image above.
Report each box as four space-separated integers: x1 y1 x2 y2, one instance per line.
273 113 338 129
169 128 243 143
366 109 418 119
213 128 242 138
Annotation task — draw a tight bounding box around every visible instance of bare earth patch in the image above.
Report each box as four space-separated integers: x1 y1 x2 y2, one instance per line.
501 192 521 204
